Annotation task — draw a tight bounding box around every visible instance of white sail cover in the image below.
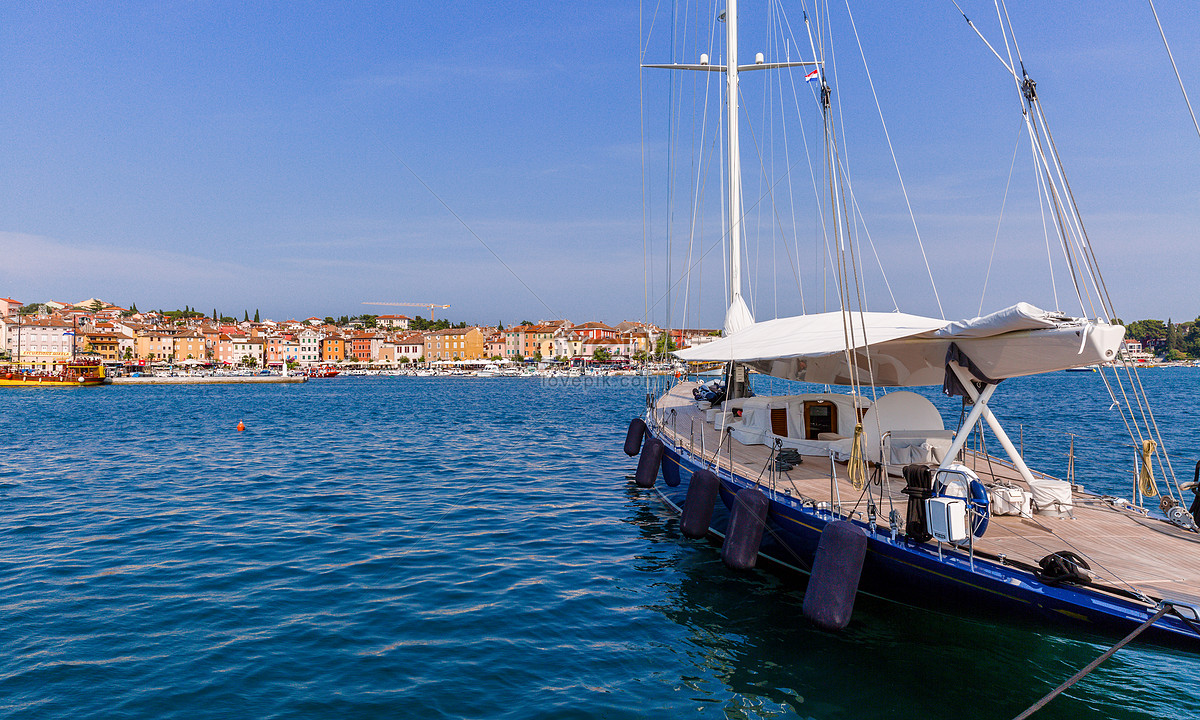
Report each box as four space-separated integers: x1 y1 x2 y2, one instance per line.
723 295 755 336
674 302 1125 387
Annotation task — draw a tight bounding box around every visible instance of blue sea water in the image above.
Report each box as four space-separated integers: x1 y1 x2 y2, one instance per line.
1 372 1199 719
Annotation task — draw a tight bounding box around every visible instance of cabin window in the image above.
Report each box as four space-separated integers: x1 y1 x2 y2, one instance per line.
803 400 838 440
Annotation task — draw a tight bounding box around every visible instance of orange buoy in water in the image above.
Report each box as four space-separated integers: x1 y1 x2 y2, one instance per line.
237 421 245 432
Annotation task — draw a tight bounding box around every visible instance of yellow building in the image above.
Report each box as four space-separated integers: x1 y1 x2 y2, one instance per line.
135 330 175 360
83 331 121 362
173 331 208 361
425 327 486 360
520 324 556 359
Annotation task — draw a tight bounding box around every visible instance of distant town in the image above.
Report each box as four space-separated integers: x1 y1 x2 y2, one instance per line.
0 296 721 370
2 296 1192 371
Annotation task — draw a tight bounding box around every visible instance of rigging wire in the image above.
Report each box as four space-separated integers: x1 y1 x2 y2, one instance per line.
773 9 810 314
1009 0 1179 496
1026 124 1060 311
640 0 652 364
844 0 944 320
978 122 1024 316
1147 0 1200 146
681 8 721 336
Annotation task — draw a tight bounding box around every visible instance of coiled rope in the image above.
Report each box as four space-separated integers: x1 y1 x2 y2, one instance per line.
847 423 866 491
1140 439 1159 498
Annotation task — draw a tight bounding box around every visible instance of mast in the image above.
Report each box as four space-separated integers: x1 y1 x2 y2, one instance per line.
725 0 743 314
643 3 815 336
722 0 753 336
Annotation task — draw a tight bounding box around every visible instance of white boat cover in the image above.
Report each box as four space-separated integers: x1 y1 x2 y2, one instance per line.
674 302 1124 387
723 295 755 336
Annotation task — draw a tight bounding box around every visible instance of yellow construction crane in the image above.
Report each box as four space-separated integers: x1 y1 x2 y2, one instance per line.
362 301 451 320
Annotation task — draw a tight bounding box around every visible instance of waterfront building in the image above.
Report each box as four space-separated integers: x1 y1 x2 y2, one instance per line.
376 315 411 330
296 328 323 366
215 334 238 365
503 327 522 358
521 324 557 359
581 336 628 361
485 332 506 358
173 331 207 361
571 321 618 341
349 332 382 362
1 316 76 368
668 327 722 350
321 334 346 363
82 329 121 362
425 327 485 361
135 329 176 361
216 334 264 366
552 329 584 360
1121 338 1154 363
394 333 425 361
265 334 303 366
0 297 21 319
622 330 654 356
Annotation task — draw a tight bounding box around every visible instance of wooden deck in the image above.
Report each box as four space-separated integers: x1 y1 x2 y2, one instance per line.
654 382 1200 607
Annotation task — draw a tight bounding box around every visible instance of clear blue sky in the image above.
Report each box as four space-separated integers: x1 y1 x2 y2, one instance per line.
0 2 1196 327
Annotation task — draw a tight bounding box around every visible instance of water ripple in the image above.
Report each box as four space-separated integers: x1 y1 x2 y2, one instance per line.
0 376 1198 718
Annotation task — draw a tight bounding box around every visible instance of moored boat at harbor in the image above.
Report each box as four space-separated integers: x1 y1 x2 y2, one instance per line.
631 1 1200 649
0 358 106 387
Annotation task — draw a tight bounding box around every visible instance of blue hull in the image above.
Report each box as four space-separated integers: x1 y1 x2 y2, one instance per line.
650 428 1200 646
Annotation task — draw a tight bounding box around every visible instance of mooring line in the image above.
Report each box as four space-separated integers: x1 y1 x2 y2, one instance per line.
1012 604 1171 719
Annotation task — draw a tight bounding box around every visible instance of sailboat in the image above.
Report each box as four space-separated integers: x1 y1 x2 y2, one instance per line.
629 2 1200 646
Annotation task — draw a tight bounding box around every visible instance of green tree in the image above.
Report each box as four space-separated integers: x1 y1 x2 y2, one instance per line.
593 348 612 363
1125 319 1165 344
89 299 104 314
253 309 260 323
324 317 336 325
244 311 249 322
1167 319 1180 354
519 320 533 326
